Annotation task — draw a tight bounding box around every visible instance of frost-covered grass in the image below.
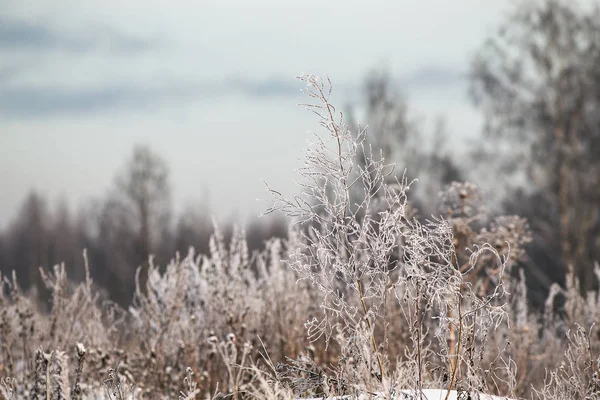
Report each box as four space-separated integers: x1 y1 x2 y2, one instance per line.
1 75 600 400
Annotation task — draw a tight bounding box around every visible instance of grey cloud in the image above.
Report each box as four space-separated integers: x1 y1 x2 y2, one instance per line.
399 67 466 89
0 18 56 49
0 85 154 117
222 77 300 97
0 17 159 54
0 68 464 119
0 78 303 119
0 66 21 84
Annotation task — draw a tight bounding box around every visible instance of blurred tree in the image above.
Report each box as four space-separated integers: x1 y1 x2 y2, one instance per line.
0 194 93 301
174 202 213 257
4 192 50 292
93 196 138 303
349 69 462 215
93 144 172 302
115 144 171 262
470 0 600 293
0 232 5 276
48 199 83 281
245 215 287 252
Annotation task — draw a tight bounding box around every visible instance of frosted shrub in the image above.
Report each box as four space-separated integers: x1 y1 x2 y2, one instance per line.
0 254 126 399
265 74 516 399
126 223 319 397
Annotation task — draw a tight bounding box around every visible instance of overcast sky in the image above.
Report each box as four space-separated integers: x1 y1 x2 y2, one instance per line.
0 1 510 227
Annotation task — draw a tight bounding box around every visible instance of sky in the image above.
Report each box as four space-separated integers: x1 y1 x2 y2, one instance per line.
0 1 510 227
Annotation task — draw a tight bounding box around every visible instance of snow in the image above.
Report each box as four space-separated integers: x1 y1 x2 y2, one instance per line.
303 389 514 399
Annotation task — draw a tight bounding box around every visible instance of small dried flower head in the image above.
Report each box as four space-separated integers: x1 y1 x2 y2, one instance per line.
439 181 485 218
76 342 86 358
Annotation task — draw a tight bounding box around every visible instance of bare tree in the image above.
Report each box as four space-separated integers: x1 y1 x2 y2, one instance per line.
470 0 600 292
93 144 172 302
114 144 171 262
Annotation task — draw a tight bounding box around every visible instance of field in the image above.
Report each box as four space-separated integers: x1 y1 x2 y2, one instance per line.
1 74 600 400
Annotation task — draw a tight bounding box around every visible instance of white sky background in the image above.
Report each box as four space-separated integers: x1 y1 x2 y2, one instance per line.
0 0 511 227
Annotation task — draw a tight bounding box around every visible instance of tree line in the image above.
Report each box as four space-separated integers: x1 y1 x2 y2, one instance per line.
0 144 287 305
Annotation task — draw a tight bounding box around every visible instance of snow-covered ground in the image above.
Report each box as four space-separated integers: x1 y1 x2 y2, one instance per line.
304 389 514 399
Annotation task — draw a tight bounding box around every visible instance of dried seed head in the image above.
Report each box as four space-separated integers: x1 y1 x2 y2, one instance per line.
76 342 86 358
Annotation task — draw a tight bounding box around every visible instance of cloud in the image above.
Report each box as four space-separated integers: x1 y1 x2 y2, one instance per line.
0 66 22 84
0 68 466 119
222 77 300 97
400 67 467 89
0 16 166 118
0 85 151 117
0 78 304 119
0 17 159 54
